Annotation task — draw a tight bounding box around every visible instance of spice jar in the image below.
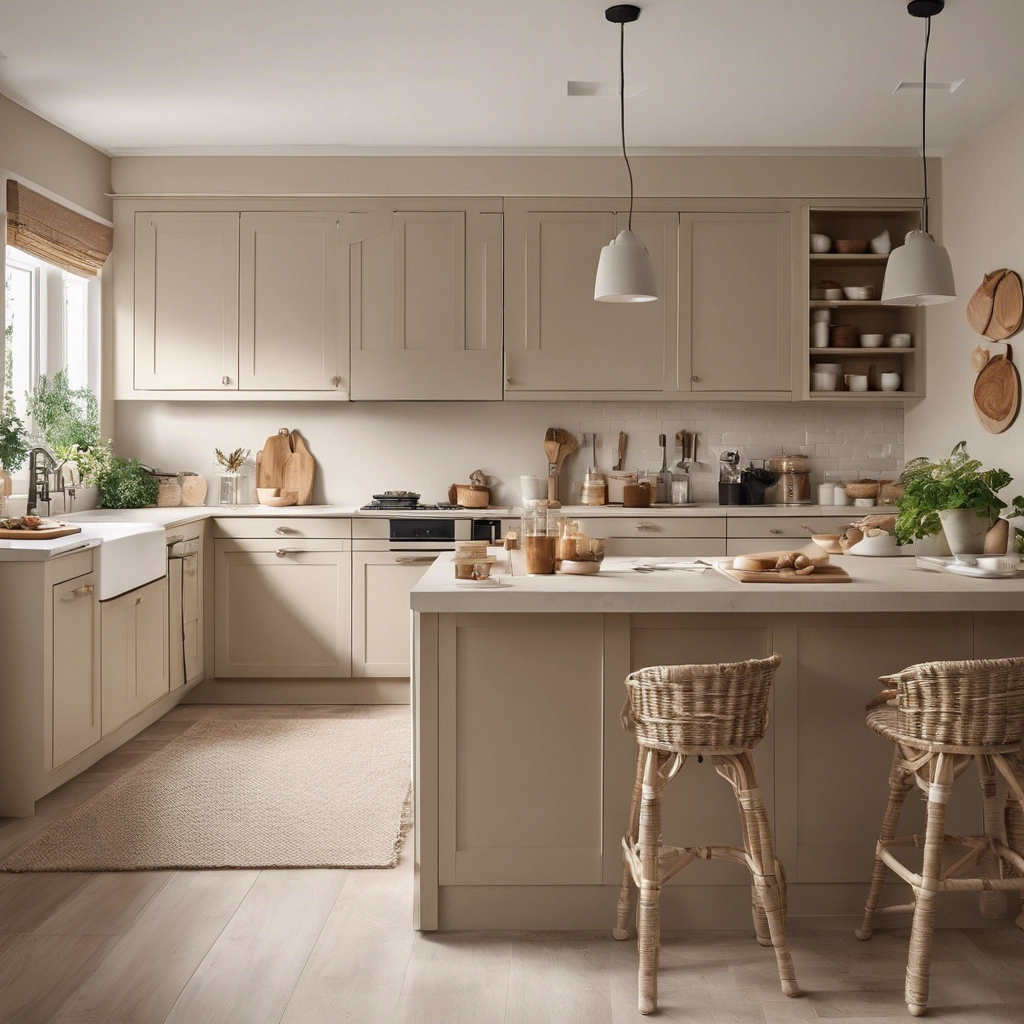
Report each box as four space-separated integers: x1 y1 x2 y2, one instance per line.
581 469 607 506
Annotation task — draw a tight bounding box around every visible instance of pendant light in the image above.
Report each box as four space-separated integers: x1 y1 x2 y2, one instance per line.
881 0 956 306
594 4 658 303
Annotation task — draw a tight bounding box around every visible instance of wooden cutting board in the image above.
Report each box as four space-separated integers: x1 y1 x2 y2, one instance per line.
717 562 851 584
0 522 81 540
257 428 293 489
282 432 315 505
966 269 1024 341
974 352 1021 434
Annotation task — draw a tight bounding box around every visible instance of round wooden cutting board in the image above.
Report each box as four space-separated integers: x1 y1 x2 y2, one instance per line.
973 353 1021 433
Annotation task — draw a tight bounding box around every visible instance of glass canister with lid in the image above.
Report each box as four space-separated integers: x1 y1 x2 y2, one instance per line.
521 503 561 575
766 453 812 505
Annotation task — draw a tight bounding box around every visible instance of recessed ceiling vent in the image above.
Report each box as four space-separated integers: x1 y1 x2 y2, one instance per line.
893 78 964 94
567 80 647 97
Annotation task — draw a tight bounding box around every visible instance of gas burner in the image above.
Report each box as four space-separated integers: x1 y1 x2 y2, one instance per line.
361 493 465 511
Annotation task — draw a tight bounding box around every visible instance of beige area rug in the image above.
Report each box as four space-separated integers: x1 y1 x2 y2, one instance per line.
1 718 411 872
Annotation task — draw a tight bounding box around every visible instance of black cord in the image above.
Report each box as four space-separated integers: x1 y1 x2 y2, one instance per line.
619 22 634 232
921 16 931 233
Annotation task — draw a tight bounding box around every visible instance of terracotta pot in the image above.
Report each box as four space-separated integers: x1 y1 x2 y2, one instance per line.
938 508 994 556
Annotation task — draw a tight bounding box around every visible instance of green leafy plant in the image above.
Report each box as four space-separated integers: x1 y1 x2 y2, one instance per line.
96 457 159 509
1 342 30 474
25 368 99 459
895 442 1011 545
66 440 114 487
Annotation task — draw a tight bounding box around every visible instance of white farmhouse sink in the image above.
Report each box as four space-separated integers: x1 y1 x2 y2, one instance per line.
78 523 167 601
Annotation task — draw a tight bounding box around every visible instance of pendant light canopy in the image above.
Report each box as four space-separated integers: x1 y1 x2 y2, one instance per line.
881 0 956 306
595 4 658 303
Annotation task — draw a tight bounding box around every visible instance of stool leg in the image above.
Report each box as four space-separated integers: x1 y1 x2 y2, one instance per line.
857 748 913 941
733 779 772 946
723 752 801 998
978 755 1008 920
614 744 645 941
905 752 954 1017
999 755 1024 930
636 748 664 1015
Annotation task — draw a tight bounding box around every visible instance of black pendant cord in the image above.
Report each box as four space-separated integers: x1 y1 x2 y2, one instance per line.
921 15 931 233
619 21 634 232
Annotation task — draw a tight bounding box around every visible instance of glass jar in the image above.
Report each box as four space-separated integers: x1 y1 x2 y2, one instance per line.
218 472 241 506
521 506 561 575
581 469 607 506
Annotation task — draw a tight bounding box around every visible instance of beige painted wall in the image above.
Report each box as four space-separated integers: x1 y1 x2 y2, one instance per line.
0 94 112 221
908 95 1024 498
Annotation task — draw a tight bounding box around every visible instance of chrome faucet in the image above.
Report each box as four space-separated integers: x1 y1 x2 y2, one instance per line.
26 447 60 517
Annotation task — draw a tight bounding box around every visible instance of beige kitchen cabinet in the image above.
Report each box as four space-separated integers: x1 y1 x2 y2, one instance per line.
503 204 679 394
51 572 101 768
682 212 792 393
352 551 438 677
100 577 170 736
346 204 503 400
215 539 352 678
134 212 240 391
239 212 346 393
582 516 726 558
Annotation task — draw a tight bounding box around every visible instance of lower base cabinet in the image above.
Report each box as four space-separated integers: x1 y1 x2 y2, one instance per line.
101 577 169 736
52 572 101 767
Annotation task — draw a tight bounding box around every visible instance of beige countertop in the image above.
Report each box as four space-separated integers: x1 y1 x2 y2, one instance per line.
410 552 1024 614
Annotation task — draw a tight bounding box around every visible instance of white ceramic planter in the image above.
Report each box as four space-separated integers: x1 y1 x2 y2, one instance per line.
938 508 993 556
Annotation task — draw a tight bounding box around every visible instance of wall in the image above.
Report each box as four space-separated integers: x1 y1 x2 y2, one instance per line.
114 399 903 507
908 95 1024 495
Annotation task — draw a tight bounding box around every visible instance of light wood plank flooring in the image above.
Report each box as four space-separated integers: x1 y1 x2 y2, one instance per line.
1 703 1023 1024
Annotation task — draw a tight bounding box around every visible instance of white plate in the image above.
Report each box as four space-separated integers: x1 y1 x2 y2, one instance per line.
945 563 1022 580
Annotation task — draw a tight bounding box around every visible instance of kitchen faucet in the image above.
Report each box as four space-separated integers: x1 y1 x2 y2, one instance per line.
26 447 63 517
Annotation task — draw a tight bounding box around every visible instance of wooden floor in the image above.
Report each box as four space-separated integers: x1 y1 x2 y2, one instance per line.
1 704 1023 1024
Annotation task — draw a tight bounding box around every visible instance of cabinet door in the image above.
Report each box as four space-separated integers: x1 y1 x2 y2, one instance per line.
52 574 100 767
101 590 136 735
504 207 678 393
239 213 345 392
681 212 791 393
134 579 169 710
352 552 437 677
215 541 351 678
347 208 503 400
134 212 239 391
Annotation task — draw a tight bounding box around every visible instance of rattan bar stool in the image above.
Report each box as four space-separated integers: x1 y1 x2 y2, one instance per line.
856 657 1024 1017
614 653 800 1015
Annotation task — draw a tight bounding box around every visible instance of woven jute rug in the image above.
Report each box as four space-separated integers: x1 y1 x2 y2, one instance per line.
1 718 411 872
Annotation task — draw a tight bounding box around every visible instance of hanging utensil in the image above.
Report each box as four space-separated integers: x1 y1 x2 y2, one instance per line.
613 432 627 472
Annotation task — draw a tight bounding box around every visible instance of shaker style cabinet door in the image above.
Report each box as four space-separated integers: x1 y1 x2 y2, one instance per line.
134 212 240 391
503 204 678 394
681 212 792 393
239 213 346 393
215 540 352 678
346 206 503 400
51 573 100 768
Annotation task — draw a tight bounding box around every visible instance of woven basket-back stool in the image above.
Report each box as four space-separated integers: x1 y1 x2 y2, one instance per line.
856 656 1024 1017
614 653 800 1015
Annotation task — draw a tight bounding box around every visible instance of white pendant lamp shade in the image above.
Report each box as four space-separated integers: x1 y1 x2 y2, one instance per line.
594 229 658 302
880 230 956 305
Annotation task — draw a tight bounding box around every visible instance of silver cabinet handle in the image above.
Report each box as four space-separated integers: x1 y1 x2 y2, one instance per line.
635 523 657 531
770 529 783 535
62 584 94 601
274 526 295 535
136 595 144 604
396 556 438 566
222 376 231 386
275 548 301 557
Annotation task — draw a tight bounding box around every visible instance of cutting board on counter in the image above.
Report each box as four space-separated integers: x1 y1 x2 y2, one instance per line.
256 429 294 490
0 521 81 540
717 562 851 584
282 433 315 505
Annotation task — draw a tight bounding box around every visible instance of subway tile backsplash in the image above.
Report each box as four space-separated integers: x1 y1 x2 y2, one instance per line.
562 402 904 503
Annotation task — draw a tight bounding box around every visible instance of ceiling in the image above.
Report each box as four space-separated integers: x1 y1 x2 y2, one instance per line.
2 0 1023 155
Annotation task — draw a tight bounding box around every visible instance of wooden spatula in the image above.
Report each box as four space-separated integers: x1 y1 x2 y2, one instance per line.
544 427 566 503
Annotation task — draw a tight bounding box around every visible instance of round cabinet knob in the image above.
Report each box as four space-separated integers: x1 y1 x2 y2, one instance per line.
222 376 231 386
690 375 700 383
330 375 342 387
505 376 513 387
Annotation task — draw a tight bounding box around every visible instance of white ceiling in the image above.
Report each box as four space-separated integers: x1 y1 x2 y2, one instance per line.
2 0 1024 155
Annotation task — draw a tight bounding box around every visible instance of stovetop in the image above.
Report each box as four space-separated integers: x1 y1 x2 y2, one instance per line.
361 491 464 511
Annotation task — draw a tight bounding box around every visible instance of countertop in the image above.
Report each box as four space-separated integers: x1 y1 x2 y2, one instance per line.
410 552 1024 615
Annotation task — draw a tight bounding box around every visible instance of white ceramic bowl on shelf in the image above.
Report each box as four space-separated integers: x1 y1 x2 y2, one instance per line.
810 233 832 253
860 333 885 348
888 333 913 348
843 285 876 301
844 374 869 392
880 372 902 391
811 372 839 392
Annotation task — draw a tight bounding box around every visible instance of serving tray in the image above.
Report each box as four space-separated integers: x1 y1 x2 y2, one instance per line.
716 562 851 584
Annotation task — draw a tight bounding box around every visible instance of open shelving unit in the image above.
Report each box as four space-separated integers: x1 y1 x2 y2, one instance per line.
803 207 925 401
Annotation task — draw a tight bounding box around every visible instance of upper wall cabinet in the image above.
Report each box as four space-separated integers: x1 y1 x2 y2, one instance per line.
346 205 503 400
503 203 678 395
239 213 346 393
682 212 792 394
134 213 240 391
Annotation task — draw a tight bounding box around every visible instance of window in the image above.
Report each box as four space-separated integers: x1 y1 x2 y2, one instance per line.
4 244 100 424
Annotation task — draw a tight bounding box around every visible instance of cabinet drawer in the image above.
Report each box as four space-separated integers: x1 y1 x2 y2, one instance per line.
583 517 726 539
726 516 850 539
603 538 727 558
213 517 352 540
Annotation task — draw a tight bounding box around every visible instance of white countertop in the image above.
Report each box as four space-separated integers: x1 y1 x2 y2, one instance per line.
410 552 1024 615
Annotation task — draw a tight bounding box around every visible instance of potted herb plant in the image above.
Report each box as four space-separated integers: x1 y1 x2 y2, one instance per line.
895 442 1012 555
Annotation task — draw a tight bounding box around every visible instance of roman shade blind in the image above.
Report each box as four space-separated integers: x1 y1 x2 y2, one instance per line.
5 179 113 277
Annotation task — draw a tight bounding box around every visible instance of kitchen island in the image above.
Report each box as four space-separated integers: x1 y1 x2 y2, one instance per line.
410 554 1024 931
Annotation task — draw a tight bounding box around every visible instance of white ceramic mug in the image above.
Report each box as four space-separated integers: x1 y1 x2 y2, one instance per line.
844 374 869 392
520 475 546 501
811 372 838 392
880 372 902 392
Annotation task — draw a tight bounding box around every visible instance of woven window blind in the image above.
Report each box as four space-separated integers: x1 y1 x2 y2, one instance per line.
6 180 113 277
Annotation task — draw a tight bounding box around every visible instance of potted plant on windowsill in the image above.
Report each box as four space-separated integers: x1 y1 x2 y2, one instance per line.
895 442 1012 556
